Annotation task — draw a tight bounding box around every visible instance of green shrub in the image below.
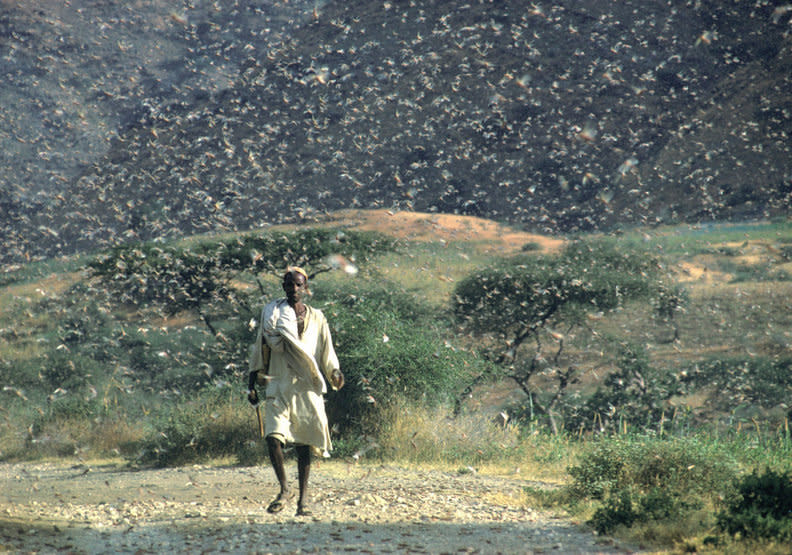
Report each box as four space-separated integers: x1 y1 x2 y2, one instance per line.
454 239 663 338
328 433 372 460
566 439 626 500
214 228 396 274
39 351 96 391
590 487 699 535
568 436 738 534
316 282 490 436
730 263 791 283
717 468 792 542
0 357 46 390
87 228 396 309
131 388 249 467
452 239 670 427
569 436 737 500
565 343 681 433
590 489 639 533
709 257 792 283
45 396 101 421
682 357 792 409
652 282 689 318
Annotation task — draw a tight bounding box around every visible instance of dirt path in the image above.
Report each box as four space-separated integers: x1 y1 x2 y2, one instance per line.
0 460 637 554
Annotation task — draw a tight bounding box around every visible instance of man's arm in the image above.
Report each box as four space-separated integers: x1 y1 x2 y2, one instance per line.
317 314 344 390
247 326 271 405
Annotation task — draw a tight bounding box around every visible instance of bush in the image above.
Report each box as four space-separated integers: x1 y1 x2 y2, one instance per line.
214 228 396 274
590 487 700 535
717 468 792 542
651 282 689 320
590 489 639 533
39 351 95 391
569 436 737 500
453 239 663 338
131 388 250 467
452 239 671 427
316 282 490 436
565 343 681 433
712 258 792 283
682 357 792 410
567 436 738 534
45 396 101 421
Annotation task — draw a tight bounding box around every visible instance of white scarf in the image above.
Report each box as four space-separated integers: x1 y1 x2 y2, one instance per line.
262 299 327 393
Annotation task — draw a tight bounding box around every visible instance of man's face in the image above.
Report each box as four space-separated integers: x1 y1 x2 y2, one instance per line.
283 271 307 304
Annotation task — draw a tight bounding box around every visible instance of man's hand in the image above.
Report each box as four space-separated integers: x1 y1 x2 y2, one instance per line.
247 388 259 406
331 369 345 390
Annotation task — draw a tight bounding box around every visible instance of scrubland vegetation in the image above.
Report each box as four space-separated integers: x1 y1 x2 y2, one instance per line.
1 216 791 553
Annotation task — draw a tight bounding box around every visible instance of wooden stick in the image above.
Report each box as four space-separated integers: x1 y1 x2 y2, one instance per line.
256 405 264 439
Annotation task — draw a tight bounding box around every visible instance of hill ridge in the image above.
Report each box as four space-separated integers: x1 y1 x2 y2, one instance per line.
1 0 790 266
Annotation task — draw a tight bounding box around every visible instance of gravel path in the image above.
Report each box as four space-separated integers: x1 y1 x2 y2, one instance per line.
0 460 638 554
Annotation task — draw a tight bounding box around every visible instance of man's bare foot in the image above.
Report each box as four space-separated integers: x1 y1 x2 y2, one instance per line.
266 490 294 513
295 502 313 516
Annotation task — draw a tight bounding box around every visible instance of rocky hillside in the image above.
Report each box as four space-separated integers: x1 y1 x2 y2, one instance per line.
2 0 791 265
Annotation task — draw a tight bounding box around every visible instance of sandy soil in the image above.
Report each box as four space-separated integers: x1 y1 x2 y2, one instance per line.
325 209 565 255
0 460 640 554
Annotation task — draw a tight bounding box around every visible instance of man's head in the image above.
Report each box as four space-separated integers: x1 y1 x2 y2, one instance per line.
283 266 309 304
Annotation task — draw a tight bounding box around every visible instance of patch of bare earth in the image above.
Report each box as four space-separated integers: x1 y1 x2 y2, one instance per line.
0 461 639 554
323 209 564 255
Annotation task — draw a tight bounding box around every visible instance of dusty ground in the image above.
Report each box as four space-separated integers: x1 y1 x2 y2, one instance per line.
324 209 565 255
0 460 639 554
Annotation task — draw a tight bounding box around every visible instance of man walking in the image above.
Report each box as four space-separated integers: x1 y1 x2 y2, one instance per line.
248 267 344 516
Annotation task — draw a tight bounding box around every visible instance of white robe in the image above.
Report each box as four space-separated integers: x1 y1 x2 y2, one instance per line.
249 299 340 454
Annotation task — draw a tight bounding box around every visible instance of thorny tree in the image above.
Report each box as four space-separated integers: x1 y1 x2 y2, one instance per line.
88 228 395 336
453 239 674 432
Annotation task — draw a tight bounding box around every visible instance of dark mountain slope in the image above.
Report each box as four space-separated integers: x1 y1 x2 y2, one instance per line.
3 0 791 264
0 0 314 191
0 0 315 262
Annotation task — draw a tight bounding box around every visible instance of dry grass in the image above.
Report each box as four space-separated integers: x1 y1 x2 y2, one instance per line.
0 271 81 310
371 400 574 483
16 413 146 460
0 340 45 363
